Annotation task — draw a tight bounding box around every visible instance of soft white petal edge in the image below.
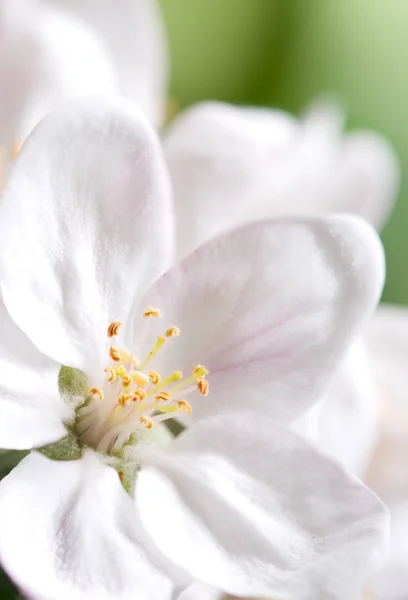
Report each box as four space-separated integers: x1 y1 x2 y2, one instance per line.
0 451 178 600
137 413 390 600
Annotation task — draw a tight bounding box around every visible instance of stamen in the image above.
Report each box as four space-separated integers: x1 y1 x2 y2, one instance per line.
104 366 116 383
107 321 122 337
178 400 192 414
197 378 209 396
90 387 104 400
140 416 153 429
133 389 147 402
193 365 208 377
139 336 166 370
121 372 132 388
148 370 183 396
148 370 160 385
109 346 121 362
144 306 161 318
166 326 181 338
168 365 209 395
155 391 173 402
131 371 151 387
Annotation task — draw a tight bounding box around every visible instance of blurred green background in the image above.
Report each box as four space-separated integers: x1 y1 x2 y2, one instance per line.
159 0 407 304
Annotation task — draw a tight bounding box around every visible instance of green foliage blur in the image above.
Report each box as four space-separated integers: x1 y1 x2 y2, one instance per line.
160 0 408 304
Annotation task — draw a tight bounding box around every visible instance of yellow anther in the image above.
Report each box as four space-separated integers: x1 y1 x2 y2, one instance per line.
139 336 166 370
133 389 147 402
177 400 192 415
197 378 209 396
104 366 116 383
148 370 161 385
107 321 123 337
131 371 151 387
155 391 173 403
109 346 121 363
144 306 161 318
166 326 181 338
193 365 209 377
140 416 153 429
147 370 183 397
121 372 132 388
168 366 209 396
115 366 126 377
90 387 104 400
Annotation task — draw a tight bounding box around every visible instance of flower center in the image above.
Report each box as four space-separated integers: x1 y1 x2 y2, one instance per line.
75 309 209 454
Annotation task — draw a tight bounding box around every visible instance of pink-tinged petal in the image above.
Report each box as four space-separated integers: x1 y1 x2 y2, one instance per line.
136 215 384 423
0 96 173 380
0 451 178 600
52 0 169 125
137 413 389 600
364 305 408 505
164 102 398 258
294 340 379 477
0 4 117 146
0 296 69 450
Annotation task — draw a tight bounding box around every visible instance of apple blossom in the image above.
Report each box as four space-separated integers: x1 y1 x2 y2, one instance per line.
164 100 398 259
0 97 389 600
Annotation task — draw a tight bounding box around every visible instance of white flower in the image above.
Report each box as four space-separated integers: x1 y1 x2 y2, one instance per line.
0 0 167 154
163 100 398 259
50 0 169 126
0 0 116 148
0 96 388 600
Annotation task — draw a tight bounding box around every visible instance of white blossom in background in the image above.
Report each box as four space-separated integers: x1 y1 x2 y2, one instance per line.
0 97 389 600
164 100 398 259
0 0 168 167
50 0 169 126
0 0 117 148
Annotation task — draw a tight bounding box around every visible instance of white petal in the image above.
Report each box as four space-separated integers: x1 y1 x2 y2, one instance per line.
52 0 169 125
293 340 379 477
137 215 384 423
176 582 221 600
0 96 173 378
0 4 117 145
0 296 69 450
364 305 408 504
164 102 398 258
137 413 389 600
0 451 176 600
371 503 408 600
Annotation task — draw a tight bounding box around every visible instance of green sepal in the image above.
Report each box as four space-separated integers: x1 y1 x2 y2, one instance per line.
59 365 89 399
38 429 82 461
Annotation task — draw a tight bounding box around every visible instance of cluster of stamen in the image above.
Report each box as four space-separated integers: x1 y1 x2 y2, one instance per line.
76 308 209 454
